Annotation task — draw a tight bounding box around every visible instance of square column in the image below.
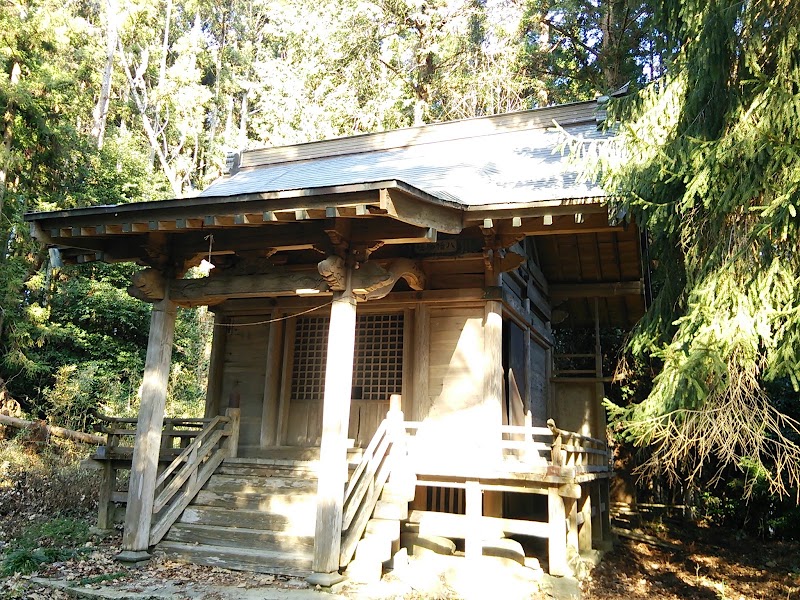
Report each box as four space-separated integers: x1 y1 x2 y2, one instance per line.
121 296 177 556
312 276 356 576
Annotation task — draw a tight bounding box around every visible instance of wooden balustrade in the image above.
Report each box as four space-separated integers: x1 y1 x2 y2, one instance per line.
149 408 240 546
92 409 240 536
92 410 216 460
339 394 405 567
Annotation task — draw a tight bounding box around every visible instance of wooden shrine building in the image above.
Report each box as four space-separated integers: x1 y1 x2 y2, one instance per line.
25 99 646 582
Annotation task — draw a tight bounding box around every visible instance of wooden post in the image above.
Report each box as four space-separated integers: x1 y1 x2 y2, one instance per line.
120 296 177 558
97 462 116 530
578 485 593 552
226 407 241 458
312 274 356 578
548 486 568 577
600 477 612 542
591 481 603 544
566 496 578 555
204 314 228 417
484 300 503 445
412 304 430 421
593 298 607 437
261 313 284 447
465 479 482 560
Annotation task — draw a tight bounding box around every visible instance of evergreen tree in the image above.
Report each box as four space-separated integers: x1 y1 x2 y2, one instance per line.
583 0 800 497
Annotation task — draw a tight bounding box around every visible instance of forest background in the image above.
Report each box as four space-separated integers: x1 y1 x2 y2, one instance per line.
0 0 798 541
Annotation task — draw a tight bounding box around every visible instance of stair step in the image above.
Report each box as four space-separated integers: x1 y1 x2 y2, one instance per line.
179 506 315 535
165 523 314 554
157 541 312 577
373 500 408 520
226 446 364 464
203 474 317 494
216 463 320 477
192 490 316 512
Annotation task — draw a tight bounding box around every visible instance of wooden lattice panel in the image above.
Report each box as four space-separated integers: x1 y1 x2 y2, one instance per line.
291 316 330 402
291 313 404 403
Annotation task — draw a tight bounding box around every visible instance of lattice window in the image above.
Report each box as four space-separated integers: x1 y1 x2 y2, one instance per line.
291 313 404 402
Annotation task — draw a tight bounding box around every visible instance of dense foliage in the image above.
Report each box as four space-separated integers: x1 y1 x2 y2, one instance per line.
579 0 800 498
1 0 660 425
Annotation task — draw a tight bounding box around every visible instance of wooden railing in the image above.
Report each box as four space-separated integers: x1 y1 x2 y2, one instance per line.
339 395 405 567
149 407 240 546
92 410 218 459
398 418 610 478
497 418 609 473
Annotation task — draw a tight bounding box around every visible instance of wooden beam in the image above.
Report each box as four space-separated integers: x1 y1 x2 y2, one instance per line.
130 271 330 306
497 213 622 236
313 276 357 575
464 198 607 223
550 280 644 299
379 189 463 235
121 295 177 554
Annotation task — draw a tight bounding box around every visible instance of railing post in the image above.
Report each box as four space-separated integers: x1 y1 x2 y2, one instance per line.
548 486 569 576
97 461 116 531
225 408 240 458
547 418 563 466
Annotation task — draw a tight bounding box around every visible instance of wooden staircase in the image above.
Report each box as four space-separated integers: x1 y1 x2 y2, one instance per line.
155 448 362 577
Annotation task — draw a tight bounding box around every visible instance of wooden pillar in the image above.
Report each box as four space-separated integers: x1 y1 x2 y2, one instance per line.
591 482 603 544
465 479 482 560
566 496 578 555
312 277 356 576
548 486 568 576
578 485 593 552
484 300 503 428
261 312 284 447
121 296 177 556
600 477 612 542
593 298 607 437
97 462 116 530
412 304 430 421
204 314 228 418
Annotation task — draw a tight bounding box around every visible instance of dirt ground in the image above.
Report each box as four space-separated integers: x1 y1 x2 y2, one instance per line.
2 521 798 599
584 521 800 600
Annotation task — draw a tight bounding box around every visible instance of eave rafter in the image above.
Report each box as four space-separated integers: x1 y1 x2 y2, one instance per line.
27 181 622 268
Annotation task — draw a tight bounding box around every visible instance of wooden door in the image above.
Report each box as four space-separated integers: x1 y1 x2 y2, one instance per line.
285 313 404 447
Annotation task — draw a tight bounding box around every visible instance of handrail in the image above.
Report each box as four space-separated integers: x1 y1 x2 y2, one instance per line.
403 419 610 473
339 395 405 567
148 407 240 546
155 415 227 488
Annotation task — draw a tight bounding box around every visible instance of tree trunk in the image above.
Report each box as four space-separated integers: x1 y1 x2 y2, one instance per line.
0 413 105 445
91 0 118 149
118 42 182 197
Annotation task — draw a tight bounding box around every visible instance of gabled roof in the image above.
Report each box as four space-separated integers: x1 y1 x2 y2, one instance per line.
201 100 607 206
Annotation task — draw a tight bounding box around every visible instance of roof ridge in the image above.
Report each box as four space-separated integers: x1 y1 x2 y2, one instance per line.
238 100 600 170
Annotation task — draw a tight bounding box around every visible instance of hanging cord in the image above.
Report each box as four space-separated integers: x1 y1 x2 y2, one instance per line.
212 299 334 328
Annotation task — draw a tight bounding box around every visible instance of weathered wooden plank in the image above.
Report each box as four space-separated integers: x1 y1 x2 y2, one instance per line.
165 523 315 554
